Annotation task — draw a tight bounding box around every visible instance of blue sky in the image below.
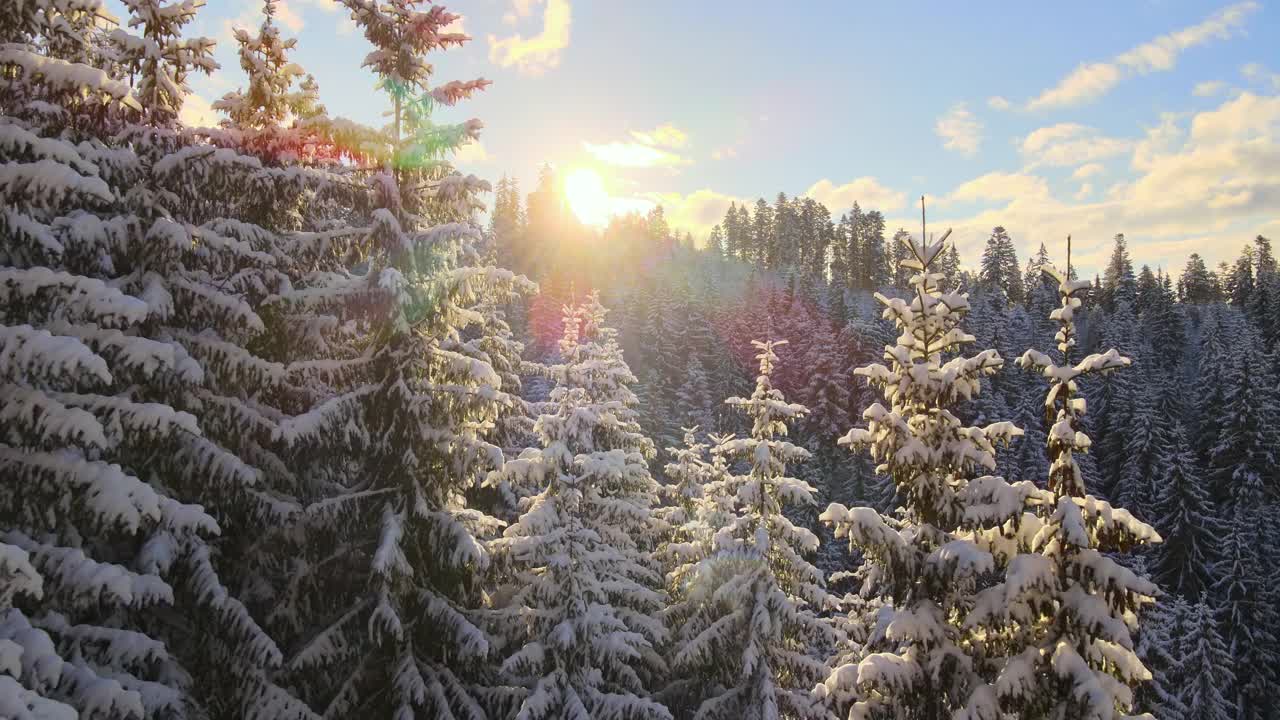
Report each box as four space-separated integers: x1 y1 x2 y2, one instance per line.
146 0 1280 276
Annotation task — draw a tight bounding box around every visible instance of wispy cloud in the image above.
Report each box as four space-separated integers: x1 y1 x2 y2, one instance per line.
1194 80 1227 97
488 0 572 75
803 177 908 213
1020 123 1131 167
1072 162 1106 180
1242 62 1280 90
583 141 687 168
987 96 1012 111
584 123 692 167
1027 1 1258 110
630 123 687 148
951 172 1050 203
935 103 983 156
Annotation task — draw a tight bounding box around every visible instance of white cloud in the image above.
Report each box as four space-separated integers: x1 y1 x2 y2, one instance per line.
583 141 688 168
630 123 687 148
1073 162 1106 180
275 1 305 31
583 124 692 167
488 0 571 75
987 96 1011 111
1020 123 1131 167
454 139 490 165
222 0 305 43
443 15 466 35
906 88 1280 276
1189 91 1280 144
803 177 908 212
1241 62 1280 90
935 103 983 156
1194 80 1226 97
711 146 738 160
179 92 219 128
641 189 747 241
1027 1 1259 110
951 172 1050 203
1133 112 1186 170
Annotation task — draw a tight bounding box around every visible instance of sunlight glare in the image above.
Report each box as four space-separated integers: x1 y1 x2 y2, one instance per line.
564 167 612 227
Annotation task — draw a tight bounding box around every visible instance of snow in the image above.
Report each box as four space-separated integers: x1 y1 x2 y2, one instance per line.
0 44 140 109
0 3 1213 716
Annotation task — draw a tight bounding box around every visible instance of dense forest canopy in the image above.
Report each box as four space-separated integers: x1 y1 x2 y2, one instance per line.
2 1 1279 720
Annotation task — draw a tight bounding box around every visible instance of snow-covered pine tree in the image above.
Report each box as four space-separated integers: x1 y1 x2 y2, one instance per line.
817 229 1029 720
1114 362 1166 515
656 423 737 716
1192 308 1232 468
1205 337 1278 512
2 1 318 717
796 319 851 445
1150 421 1221 599
1133 595 1189 720
269 2 535 716
204 0 364 199
979 226 1022 305
1212 507 1278 720
981 262 1161 718
1004 387 1050 486
640 283 686 452
1088 301 1141 499
108 0 218 126
656 426 713 547
1178 598 1236 720
1100 233 1137 313
659 426 736 716
487 294 670 720
666 340 834 720
674 355 717 434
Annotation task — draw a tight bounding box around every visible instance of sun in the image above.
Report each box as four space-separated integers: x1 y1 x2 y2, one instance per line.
563 167 612 227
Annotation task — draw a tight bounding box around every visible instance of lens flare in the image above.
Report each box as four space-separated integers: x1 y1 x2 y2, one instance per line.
564 167 611 227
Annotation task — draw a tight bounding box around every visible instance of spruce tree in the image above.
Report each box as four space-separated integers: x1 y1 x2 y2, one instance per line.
667 340 834 720
1193 309 1233 468
108 0 218 126
1101 233 1137 312
1225 247 1255 310
270 3 535 716
1248 235 1280 350
1179 253 1219 304
1212 508 1278 720
988 262 1161 718
1206 341 1278 511
488 295 669 719
978 226 1022 304
1089 302 1141 499
1134 595 1188 719
817 230 1028 719
1 1 319 716
749 199 772 269
1151 422 1222 599
856 209 888 291
706 225 725 260
1179 598 1236 720
674 355 717 433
